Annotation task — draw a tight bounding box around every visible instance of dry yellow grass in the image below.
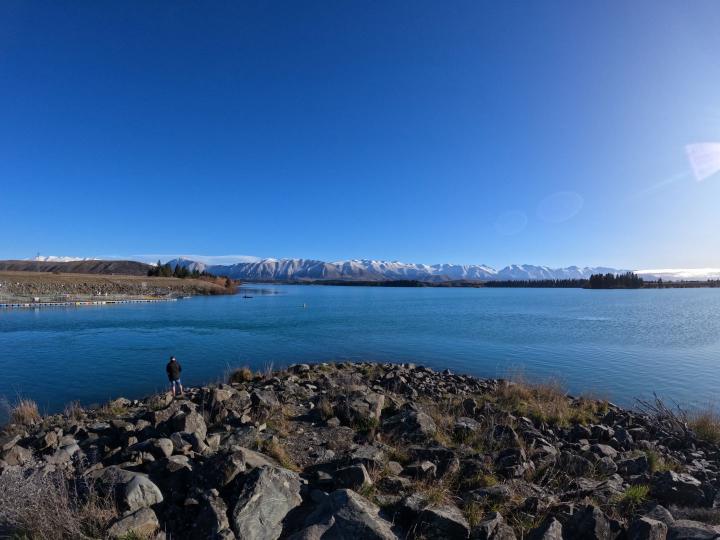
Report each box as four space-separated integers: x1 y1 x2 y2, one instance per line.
689 406 720 445
495 377 606 427
262 439 298 471
10 398 40 425
229 366 255 383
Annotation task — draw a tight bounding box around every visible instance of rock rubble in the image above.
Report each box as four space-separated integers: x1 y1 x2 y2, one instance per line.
2 362 720 539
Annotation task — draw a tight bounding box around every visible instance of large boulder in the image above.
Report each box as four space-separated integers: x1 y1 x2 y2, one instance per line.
231 466 302 540
627 517 668 540
191 489 236 540
124 475 164 512
651 471 706 506
172 410 208 441
107 508 159 539
416 503 470 539
2 444 33 466
383 406 437 441
251 389 280 411
291 488 398 540
617 455 649 476
336 464 373 490
561 504 622 540
668 519 720 540
201 450 248 488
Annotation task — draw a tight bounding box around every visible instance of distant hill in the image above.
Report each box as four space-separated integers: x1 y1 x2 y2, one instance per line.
0 259 152 276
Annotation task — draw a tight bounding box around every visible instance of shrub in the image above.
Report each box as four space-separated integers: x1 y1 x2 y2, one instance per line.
495 376 605 427
0 469 118 539
63 401 84 422
460 472 498 490
463 501 485 528
229 366 255 383
261 439 298 471
10 399 40 426
645 450 680 473
315 397 334 421
689 406 720 445
613 484 649 514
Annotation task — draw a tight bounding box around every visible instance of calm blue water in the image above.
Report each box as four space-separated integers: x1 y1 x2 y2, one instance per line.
1 284 719 419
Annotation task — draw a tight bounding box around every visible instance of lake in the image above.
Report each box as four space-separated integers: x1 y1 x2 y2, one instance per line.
1 284 719 420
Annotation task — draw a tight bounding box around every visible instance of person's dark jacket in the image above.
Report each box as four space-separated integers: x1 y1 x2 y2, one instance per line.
166 360 182 381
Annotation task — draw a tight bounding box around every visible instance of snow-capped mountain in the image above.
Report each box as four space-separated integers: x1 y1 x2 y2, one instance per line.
30 255 97 262
168 257 628 282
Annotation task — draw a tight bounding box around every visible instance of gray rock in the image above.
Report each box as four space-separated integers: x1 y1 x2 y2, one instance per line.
251 389 280 410
404 460 437 480
383 408 437 441
202 450 247 487
124 475 164 512
172 411 207 440
107 508 159 539
559 452 593 476
668 519 720 540
652 471 706 506
336 464 373 490
455 417 481 437
644 505 675 526
0 433 21 451
468 484 513 504
596 456 618 476
562 504 622 540
590 444 618 459
386 461 403 475
462 398 478 416
617 455 649 475
351 445 386 468
1 445 32 466
294 488 398 540
231 466 302 540
528 518 563 540
191 489 236 540
471 511 516 539
416 503 470 539
627 517 668 540
131 437 173 459
378 475 412 492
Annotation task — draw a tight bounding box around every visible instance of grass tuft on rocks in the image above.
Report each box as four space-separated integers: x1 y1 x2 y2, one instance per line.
261 439 299 471
495 377 606 427
229 366 255 383
613 484 649 514
63 400 84 422
689 406 720 445
0 469 118 539
10 398 40 426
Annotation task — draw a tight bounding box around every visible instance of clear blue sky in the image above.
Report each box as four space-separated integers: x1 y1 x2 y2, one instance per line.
2 1 720 269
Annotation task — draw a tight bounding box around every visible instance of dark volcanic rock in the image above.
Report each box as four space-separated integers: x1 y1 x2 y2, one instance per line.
3 361 720 540
230 465 302 540
292 488 398 540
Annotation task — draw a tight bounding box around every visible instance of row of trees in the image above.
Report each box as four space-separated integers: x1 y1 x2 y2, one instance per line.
484 279 588 288
587 272 644 289
147 261 213 279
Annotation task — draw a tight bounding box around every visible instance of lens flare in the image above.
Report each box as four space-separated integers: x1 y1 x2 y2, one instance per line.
686 143 720 181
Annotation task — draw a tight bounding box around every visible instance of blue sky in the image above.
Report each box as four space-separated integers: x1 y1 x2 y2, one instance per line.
2 1 720 269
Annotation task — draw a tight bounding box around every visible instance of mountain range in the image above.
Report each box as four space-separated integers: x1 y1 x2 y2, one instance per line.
168 257 630 282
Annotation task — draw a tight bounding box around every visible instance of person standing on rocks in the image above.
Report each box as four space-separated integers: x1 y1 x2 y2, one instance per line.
166 356 183 397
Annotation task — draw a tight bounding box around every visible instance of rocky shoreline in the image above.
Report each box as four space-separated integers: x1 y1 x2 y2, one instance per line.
0 271 236 303
1 362 719 539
